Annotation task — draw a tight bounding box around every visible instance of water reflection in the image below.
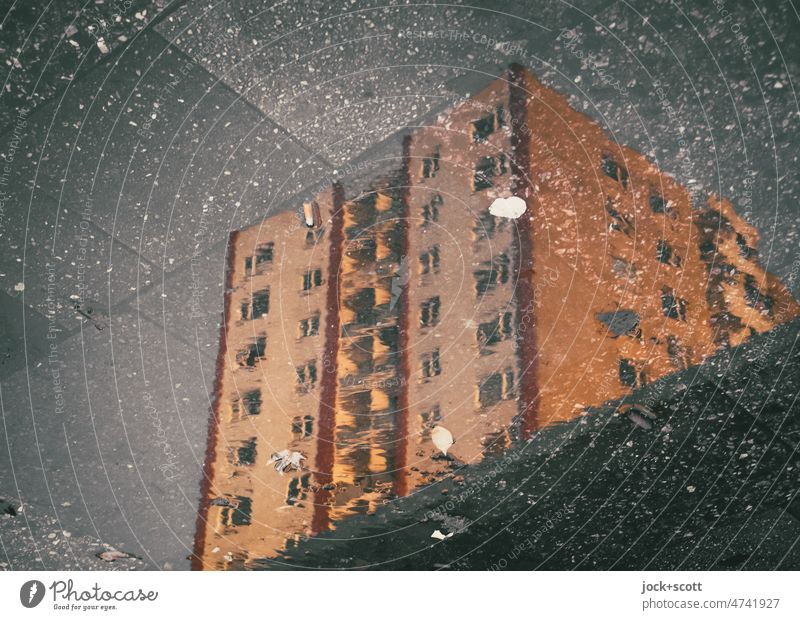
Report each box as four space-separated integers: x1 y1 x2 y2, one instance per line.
193 67 799 569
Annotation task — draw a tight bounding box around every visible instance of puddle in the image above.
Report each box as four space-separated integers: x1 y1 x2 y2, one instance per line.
193 66 799 569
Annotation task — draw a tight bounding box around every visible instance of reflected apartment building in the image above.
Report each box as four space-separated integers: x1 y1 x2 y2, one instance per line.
194 66 799 569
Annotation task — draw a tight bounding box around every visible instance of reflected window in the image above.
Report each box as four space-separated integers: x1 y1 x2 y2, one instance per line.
252 290 270 319
241 288 269 319
656 240 681 267
611 256 637 280
473 208 507 241
596 310 640 338
242 389 261 415
502 367 515 399
736 233 756 260
422 194 442 225
649 192 668 214
220 496 252 527
473 154 507 191
286 473 311 506
302 268 323 291
501 311 513 338
477 317 502 348
743 273 774 315
420 245 441 275
601 154 628 189
618 358 637 388
232 437 257 466
419 405 441 440
422 147 440 179
420 349 441 380
236 335 267 367
470 106 505 142
661 287 686 321
255 243 274 269
291 415 314 439
344 288 377 326
477 368 515 407
299 313 320 337
667 335 689 369
479 373 502 407
482 429 510 457
306 228 324 247
296 360 318 393
420 296 441 328
243 243 274 275
474 254 510 296
606 197 633 236
476 311 513 351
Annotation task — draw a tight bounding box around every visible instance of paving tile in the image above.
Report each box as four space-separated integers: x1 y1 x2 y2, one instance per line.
0 187 154 329
3 28 330 273
0 496 148 570
0 290 59 380
692 321 800 440
0 309 215 569
662 508 800 570
0 0 163 134
155 1 553 165
126 236 230 365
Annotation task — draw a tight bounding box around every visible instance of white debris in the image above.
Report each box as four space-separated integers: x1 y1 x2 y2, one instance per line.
96 38 110 54
431 426 454 456
270 450 306 474
431 529 453 540
13 282 24 292
303 201 315 226
97 549 136 562
489 195 526 219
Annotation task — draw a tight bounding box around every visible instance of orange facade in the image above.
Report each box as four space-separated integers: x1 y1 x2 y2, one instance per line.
194 67 798 569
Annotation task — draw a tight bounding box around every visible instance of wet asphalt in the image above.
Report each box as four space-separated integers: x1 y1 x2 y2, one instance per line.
0 0 798 569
